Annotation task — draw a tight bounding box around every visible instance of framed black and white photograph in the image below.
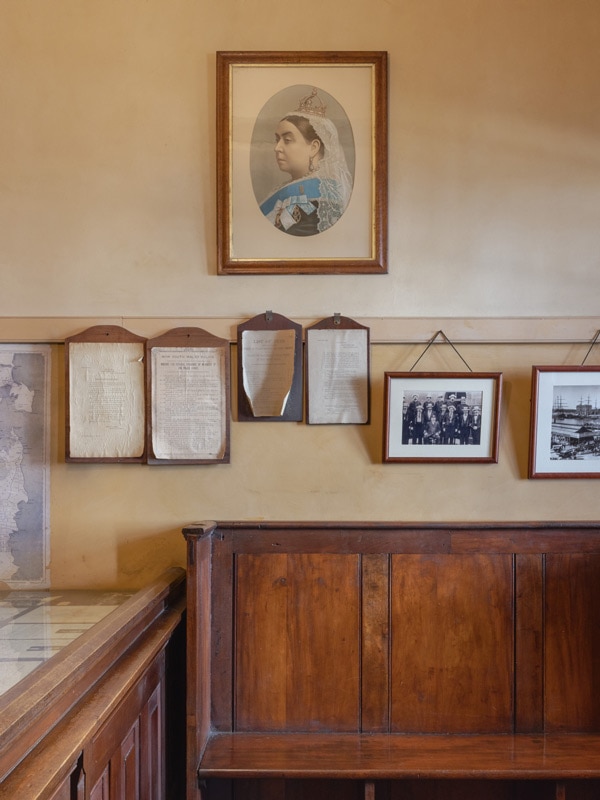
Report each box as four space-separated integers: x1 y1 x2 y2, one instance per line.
529 365 600 478
383 372 502 463
216 51 388 274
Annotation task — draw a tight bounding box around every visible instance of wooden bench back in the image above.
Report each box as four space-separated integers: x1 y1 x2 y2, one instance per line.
183 522 600 757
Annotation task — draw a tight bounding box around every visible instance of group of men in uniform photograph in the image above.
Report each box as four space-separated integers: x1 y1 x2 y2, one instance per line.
402 391 483 446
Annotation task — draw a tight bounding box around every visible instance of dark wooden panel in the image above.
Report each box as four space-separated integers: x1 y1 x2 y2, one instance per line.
140 682 163 800
209 533 235 732
235 554 288 729
110 720 139 800
285 780 363 799
229 779 362 800
451 528 600 554
235 554 361 732
392 781 565 800
204 779 233 800
559 781 600 799
389 780 516 799
232 779 283 799
46 769 81 800
229 527 452 555
514 784 559 800
390 554 514 733
361 555 390 732
545 555 600 732
515 554 544 732
205 521 600 556
87 654 163 781
90 768 109 800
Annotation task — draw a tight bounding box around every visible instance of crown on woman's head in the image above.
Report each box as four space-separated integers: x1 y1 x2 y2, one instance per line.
295 88 327 117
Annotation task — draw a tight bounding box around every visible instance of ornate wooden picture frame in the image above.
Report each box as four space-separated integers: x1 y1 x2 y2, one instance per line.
216 51 388 274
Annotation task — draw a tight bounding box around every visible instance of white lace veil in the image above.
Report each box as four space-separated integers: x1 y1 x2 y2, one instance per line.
282 100 354 232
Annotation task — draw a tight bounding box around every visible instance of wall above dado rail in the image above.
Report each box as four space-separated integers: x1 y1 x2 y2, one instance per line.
3 0 599 321
1 316 600 345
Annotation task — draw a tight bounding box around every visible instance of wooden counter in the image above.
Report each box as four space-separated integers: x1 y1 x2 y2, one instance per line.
0 568 185 800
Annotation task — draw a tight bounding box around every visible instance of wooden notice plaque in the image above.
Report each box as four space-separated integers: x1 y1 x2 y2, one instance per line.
306 315 370 424
145 327 230 465
65 325 146 463
237 312 303 422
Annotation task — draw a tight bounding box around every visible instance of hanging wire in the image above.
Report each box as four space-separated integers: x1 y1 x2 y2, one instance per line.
580 330 600 366
409 330 473 372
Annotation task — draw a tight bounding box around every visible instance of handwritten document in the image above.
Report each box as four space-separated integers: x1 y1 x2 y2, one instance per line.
151 347 227 460
68 342 145 458
307 328 369 424
241 329 295 417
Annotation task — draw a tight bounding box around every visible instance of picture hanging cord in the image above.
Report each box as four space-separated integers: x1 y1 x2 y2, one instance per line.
580 329 600 366
409 330 473 373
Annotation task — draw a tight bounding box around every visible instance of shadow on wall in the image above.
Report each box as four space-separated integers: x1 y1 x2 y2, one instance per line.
117 528 187 590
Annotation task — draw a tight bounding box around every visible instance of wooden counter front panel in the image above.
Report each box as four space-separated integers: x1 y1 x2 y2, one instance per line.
87 653 165 800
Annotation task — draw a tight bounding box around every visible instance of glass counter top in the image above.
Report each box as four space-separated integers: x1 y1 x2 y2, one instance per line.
0 590 133 696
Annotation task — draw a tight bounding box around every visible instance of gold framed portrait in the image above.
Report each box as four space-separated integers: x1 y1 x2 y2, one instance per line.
216 51 388 275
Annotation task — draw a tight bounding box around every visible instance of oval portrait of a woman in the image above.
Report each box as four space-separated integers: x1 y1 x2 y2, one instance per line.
250 85 355 237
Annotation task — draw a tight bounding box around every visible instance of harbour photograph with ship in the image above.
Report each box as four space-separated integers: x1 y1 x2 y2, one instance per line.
550 385 600 460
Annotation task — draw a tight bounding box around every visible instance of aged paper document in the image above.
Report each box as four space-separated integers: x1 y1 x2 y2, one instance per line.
68 342 145 458
241 329 295 417
151 347 227 460
307 328 369 424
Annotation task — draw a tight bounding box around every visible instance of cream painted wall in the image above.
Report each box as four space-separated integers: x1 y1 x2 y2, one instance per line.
47 340 600 589
2 1 600 587
2 0 599 318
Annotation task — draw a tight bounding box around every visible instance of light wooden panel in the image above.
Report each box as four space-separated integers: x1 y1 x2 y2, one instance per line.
545 554 600 732
235 553 361 732
390 554 514 733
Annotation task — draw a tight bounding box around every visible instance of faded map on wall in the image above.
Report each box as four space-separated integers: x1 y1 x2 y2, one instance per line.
0 345 51 587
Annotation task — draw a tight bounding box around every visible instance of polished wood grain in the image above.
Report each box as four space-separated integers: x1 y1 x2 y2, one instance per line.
514 553 544 732
183 522 600 800
545 554 600 732
390 554 513 733
361 554 390 732
198 732 600 779
235 553 360 731
0 567 185 783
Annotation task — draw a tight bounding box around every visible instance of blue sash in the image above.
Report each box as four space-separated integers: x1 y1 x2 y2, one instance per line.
260 178 321 217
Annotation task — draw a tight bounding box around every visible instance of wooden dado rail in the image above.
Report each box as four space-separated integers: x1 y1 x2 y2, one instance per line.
182 522 600 800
